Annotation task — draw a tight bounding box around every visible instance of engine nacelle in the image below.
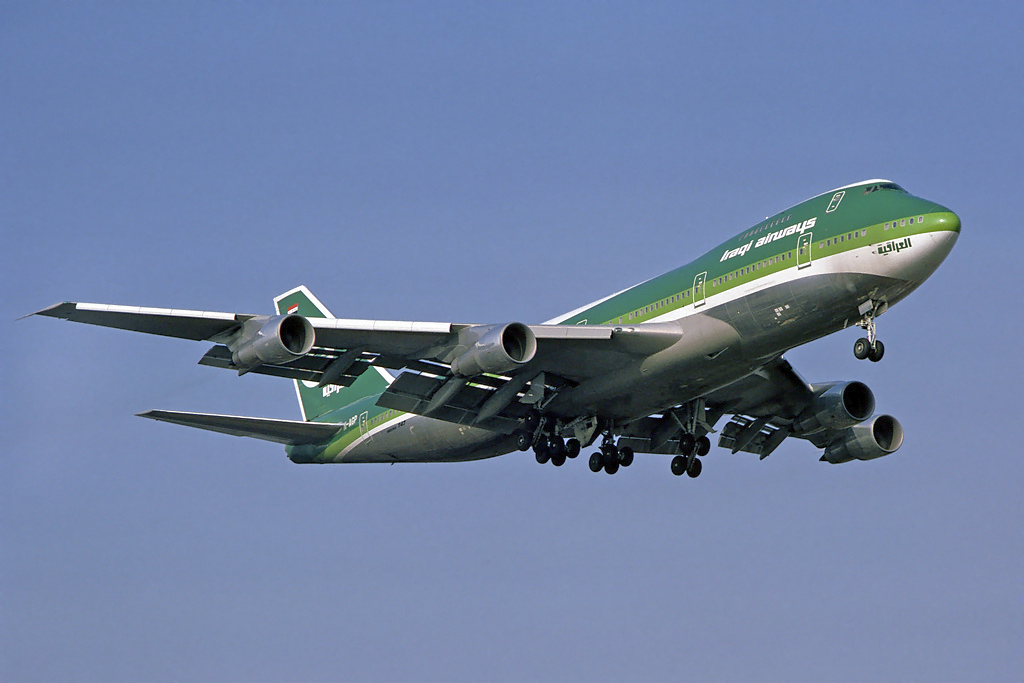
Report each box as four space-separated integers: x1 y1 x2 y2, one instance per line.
793 381 876 435
231 314 315 369
450 322 537 377
821 414 904 464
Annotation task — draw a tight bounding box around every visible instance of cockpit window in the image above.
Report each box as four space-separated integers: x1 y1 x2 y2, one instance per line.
862 182 906 195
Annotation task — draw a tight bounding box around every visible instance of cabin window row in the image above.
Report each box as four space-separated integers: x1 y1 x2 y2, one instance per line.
744 213 793 240
627 290 692 320
711 252 794 288
819 228 868 249
885 216 925 231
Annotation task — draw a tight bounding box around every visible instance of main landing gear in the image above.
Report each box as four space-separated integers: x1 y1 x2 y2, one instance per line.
587 434 634 475
853 304 885 362
533 435 581 467
670 431 710 478
525 403 719 479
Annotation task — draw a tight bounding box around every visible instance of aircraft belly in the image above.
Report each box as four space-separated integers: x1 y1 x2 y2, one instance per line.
337 415 512 464
705 271 910 357
553 313 744 420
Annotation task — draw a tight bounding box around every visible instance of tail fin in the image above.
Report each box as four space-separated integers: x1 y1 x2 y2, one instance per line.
273 286 392 422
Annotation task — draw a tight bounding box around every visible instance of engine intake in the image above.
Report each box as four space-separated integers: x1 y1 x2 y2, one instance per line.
794 381 876 435
450 322 537 377
821 414 904 464
231 314 315 369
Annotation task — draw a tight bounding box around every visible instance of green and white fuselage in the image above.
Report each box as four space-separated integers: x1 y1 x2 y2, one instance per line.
283 179 959 465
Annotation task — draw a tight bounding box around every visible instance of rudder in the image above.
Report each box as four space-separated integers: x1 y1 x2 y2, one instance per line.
273 286 392 421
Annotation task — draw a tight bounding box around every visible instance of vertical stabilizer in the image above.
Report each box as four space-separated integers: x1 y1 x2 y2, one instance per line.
273 286 392 421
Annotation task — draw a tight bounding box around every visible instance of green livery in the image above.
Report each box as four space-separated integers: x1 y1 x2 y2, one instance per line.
34 179 960 478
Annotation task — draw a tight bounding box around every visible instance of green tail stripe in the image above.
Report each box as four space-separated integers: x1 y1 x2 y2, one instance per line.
273 286 391 422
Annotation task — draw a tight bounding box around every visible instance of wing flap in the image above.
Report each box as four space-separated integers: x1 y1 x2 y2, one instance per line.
375 373 523 434
138 410 341 445
197 344 376 386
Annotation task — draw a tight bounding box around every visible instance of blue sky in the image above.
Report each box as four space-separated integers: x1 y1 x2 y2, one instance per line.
3 2 1022 681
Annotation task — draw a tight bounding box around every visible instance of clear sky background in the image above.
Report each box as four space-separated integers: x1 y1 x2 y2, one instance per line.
3 2 1022 681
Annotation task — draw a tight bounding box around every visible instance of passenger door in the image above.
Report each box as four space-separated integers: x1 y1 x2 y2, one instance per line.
693 271 707 308
797 233 813 269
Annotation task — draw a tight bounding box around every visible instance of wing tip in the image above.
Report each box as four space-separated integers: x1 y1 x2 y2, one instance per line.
23 301 77 320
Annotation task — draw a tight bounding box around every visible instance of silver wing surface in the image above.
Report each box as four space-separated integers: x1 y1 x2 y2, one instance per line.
33 301 681 430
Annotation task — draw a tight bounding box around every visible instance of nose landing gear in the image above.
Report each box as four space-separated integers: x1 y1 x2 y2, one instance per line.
854 302 886 362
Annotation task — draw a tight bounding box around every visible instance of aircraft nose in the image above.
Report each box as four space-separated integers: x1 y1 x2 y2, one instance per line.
939 210 961 235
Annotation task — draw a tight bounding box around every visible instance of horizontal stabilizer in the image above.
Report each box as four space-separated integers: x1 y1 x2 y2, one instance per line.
137 410 341 445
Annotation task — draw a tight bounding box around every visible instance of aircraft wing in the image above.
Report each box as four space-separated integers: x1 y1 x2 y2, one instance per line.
33 301 683 430
614 356 892 464
615 357 816 457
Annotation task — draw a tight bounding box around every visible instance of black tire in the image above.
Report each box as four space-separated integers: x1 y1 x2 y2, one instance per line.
604 460 619 475
551 451 566 467
602 444 619 465
514 431 531 452
535 445 550 465
687 457 702 478
868 340 885 362
696 435 711 456
618 446 634 467
671 455 687 476
589 452 604 472
522 411 541 431
565 438 581 459
854 337 871 360
679 433 696 456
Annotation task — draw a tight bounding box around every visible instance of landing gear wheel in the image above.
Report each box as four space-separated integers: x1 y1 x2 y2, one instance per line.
535 443 550 465
604 460 620 475
548 438 567 466
686 457 702 478
671 455 687 476
695 435 711 456
618 446 634 467
868 340 885 362
589 453 604 472
514 431 531 452
678 433 696 456
854 338 871 360
522 411 541 431
565 438 581 459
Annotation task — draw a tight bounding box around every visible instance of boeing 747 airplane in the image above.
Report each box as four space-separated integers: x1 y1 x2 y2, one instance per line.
35 179 959 478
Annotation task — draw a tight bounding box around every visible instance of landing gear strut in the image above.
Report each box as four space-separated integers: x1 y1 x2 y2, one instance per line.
854 303 885 362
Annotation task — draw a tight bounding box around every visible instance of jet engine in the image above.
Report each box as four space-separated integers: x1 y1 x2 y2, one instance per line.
820 414 904 464
793 381 876 435
450 322 537 377
231 314 315 369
